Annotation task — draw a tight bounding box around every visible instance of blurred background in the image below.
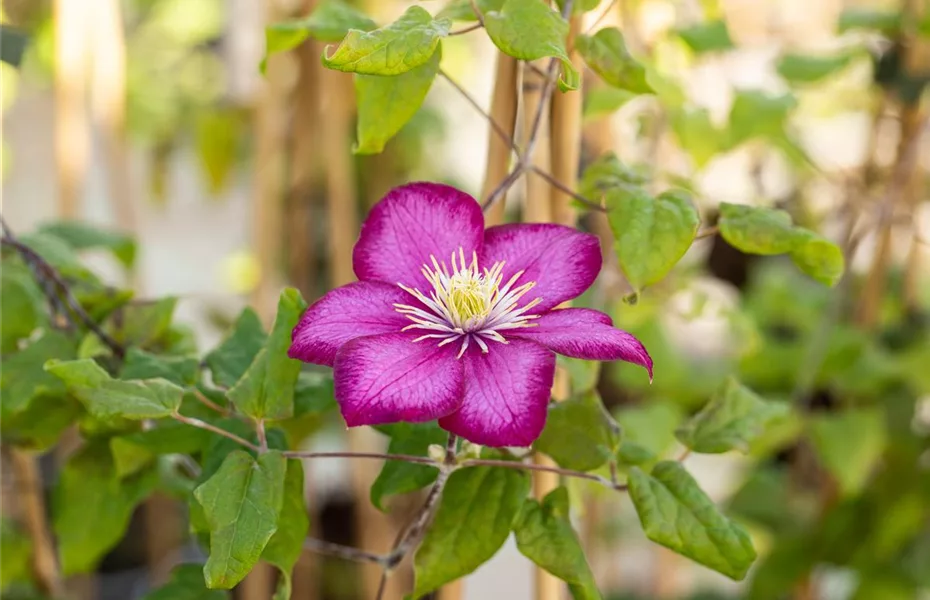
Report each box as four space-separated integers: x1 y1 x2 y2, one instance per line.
1 0 929 599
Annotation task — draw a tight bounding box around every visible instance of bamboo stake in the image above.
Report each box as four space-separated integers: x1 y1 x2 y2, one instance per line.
481 53 520 226
9 449 64 598
521 60 553 224
53 0 90 219
549 18 584 228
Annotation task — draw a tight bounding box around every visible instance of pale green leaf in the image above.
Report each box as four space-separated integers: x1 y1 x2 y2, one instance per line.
262 460 310 600
513 487 601 600
789 230 845 287
0 330 74 416
808 407 885 497
614 401 683 467
582 86 637 120
354 46 440 154
46 358 184 420
143 563 228 600
436 0 505 21
837 9 901 34
607 187 700 291
670 107 722 168
578 152 648 201
120 347 200 387
266 0 377 55
322 6 450 76
675 377 789 454
726 90 796 148
717 202 799 255
677 20 733 54
484 0 578 91
0 264 46 352
413 466 530 596
205 306 267 389
628 461 756 580
37 220 137 269
576 27 651 93
776 52 855 84
194 450 287 589
370 422 444 511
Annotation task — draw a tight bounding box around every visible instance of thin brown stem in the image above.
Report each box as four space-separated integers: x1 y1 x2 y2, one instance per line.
303 538 387 566
585 0 619 33
469 0 485 25
531 166 605 212
281 450 438 465
449 22 483 36
190 388 230 416
171 412 260 452
256 419 268 453
459 457 627 491
695 226 718 240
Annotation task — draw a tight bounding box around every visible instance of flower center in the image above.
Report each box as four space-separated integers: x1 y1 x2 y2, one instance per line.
393 248 542 357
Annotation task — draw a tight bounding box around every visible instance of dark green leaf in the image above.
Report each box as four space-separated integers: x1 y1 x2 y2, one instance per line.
1 393 82 451
558 355 600 394
607 187 700 291
370 422 445 511
677 20 733 54
112 418 215 458
513 487 600 600
37 221 137 269
1 330 74 416
262 460 310 600
0 26 30 67
0 264 46 352
789 230 845 287
18 232 99 283
675 377 789 454
143 563 228 600
628 461 756 580
413 466 530 596
194 450 287 589
293 371 336 416
322 6 450 76
120 347 200 387
109 297 178 347
110 436 157 478
46 358 184 420
1 520 32 590
717 202 799 255
578 152 648 201
576 27 651 93
195 109 245 195
776 52 855 84
205 307 267 389
266 0 377 55
227 288 306 421
354 45 440 154
53 442 157 575
534 391 619 471
808 407 885 497
484 0 578 91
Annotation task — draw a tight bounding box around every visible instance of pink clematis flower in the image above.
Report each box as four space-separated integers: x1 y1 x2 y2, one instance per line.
288 183 652 447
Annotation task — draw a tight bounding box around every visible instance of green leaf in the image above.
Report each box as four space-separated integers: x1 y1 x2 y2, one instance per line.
143 563 228 600
370 422 445 511
266 0 377 55
676 20 734 54
614 401 683 467
205 307 267 389
776 52 854 84
717 202 799 255
110 436 157 478
582 86 637 120
54 442 157 575
1 392 82 451
293 371 336 416
46 358 184 420
607 187 700 291
670 107 722 168
227 288 306 421
195 109 244 196
837 9 901 34
808 407 885 497
413 466 530 596
0 25 30 67
112 419 215 458
484 0 578 91
513 487 601 600
436 0 505 21
120 347 200 387
322 6 450 76
37 221 137 269
576 27 651 93
628 461 756 580
0 265 46 352
262 460 310 600
535 391 619 471
108 297 178 348
194 450 287 589
675 378 789 454
578 152 648 201
18 232 99 283
558 355 600 394
1 520 32 591
726 90 796 148
1 330 74 416
354 45 440 154
789 230 845 287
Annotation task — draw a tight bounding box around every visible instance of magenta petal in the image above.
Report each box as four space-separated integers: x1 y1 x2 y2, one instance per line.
353 182 485 285
334 333 464 427
439 339 555 447
288 281 412 367
512 308 653 379
480 224 601 312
